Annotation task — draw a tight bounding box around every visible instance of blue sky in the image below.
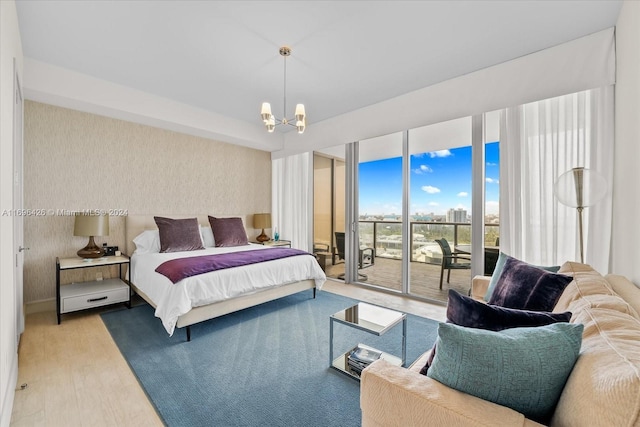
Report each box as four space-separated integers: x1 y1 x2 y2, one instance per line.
359 142 500 216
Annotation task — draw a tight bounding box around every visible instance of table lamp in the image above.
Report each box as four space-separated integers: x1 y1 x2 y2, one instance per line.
554 167 607 263
254 213 272 242
74 213 110 258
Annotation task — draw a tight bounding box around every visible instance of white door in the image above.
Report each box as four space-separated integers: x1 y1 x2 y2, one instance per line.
13 67 25 341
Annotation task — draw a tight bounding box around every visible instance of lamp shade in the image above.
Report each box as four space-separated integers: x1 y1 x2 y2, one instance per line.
554 167 607 264
74 213 110 237
254 213 272 229
74 213 109 258
554 167 607 208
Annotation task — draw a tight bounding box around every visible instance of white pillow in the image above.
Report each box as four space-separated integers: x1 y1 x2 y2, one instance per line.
133 229 161 254
200 226 215 247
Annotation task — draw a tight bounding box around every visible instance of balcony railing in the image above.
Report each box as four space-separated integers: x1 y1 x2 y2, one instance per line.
358 220 499 265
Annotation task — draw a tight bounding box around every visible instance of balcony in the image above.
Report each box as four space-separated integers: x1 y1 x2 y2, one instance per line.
322 220 499 304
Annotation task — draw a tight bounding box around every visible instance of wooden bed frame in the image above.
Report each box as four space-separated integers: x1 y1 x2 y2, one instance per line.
125 215 316 341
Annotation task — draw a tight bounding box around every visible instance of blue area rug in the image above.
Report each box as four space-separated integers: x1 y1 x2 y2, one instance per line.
101 290 439 427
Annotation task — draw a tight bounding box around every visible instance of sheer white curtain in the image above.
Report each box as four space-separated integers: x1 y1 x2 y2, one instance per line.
499 86 614 273
272 152 312 251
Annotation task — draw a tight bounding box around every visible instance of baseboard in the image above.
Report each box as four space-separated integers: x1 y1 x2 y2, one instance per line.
25 298 55 314
0 354 18 427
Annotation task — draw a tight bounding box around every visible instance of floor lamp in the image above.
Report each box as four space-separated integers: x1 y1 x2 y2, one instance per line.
554 167 607 264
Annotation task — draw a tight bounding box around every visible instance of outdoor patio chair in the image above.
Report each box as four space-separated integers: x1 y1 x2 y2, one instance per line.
333 232 375 268
333 232 375 280
435 238 471 289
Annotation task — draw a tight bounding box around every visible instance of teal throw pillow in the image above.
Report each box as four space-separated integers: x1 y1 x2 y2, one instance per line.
427 322 583 424
484 252 560 300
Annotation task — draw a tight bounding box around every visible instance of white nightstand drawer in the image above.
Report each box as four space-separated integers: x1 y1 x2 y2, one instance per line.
61 278 129 313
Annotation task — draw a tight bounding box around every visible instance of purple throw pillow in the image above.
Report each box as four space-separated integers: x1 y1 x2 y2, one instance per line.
488 256 573 311
154 216 204 253
208 216 249 247
447 290 571 331
420 290 572 376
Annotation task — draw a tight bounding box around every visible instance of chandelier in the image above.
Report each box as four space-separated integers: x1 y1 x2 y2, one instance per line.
260 46 306 134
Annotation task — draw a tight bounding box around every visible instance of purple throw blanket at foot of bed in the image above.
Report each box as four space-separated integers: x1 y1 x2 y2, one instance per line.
155 248 312 283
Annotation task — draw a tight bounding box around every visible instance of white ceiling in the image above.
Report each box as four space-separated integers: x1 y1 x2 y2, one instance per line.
15 0 622 149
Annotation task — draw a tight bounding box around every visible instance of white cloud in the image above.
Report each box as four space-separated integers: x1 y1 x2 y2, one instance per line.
428 202 439 206
486 162 498 166
457 191 468 197
413 164 433 174
486 177 499 184
428 150 452 158
421 185 441 194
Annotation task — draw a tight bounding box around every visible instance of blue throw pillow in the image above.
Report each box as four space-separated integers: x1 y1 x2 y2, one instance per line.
427 322 583 424
484 252 560 300
419 290 572 375
488 256 572 311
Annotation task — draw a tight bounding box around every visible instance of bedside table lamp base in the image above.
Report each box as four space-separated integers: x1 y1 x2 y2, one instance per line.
74 213 109 259
254 213 272 243
77 236 105 258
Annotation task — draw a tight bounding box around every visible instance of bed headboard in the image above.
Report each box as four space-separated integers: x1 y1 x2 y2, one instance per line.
125 214 254 255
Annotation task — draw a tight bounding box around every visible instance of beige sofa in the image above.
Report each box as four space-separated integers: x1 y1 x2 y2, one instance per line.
360 262 640 427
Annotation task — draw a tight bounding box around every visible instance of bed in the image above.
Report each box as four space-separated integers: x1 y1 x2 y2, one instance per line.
125 215 326 341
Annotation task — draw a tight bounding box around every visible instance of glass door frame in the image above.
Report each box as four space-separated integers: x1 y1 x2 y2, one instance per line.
344 141 357 284
344 113 489 297
470 114 485 279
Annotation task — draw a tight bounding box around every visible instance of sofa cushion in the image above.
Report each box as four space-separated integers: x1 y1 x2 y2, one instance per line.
484 252 560 300
551 307 640 427
362 359 538 427
427 322 583 425
553 265 639 319
488 256 573 311
605 274 640 319
563 294 638 320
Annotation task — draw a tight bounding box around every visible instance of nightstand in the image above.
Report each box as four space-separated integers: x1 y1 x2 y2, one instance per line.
56 255 131 324
253 239 292 248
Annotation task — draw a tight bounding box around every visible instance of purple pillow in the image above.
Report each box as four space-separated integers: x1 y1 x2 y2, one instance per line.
447 290 571 331
154 216 204 253
208 216 249 247
488 256 573 311
420 289 572 376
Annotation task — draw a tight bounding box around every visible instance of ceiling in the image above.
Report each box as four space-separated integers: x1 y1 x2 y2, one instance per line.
15 1 622 148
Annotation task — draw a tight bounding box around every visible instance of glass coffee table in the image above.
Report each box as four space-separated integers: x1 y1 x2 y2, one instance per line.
330 302 407 380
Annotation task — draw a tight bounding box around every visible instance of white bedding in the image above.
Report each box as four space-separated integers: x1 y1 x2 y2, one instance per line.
131 243 326 335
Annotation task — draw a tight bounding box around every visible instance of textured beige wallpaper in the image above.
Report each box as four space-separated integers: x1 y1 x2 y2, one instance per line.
23 101 271 303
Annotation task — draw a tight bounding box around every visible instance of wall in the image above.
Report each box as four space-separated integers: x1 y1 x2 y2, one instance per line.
275 28 616 159
0 1 22 425
612 1 640 284
23 101 271 304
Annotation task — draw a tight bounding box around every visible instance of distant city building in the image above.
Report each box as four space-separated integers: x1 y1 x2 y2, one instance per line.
446 208 468 223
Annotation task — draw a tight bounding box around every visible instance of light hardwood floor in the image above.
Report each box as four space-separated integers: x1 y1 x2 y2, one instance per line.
10 280 446 426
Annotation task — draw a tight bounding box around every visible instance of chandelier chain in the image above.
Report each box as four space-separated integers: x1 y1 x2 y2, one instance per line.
283 54 287 123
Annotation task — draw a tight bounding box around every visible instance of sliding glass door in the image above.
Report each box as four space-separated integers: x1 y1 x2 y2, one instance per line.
357 132 404 291
313 113 500 304
407 117 473 300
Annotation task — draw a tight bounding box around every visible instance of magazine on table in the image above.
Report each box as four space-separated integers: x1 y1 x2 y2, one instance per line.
348 345 382 365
